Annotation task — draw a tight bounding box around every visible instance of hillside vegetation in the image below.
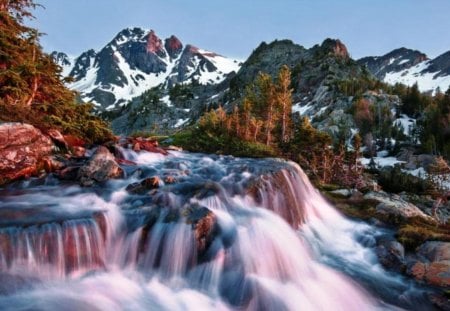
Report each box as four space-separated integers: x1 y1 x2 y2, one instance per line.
0 0 112 143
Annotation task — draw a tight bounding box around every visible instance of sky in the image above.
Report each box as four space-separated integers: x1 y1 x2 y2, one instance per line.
30 0 450 60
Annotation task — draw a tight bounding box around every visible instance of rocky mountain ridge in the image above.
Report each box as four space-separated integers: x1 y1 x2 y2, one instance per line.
359 48 450 94
52 27 241 111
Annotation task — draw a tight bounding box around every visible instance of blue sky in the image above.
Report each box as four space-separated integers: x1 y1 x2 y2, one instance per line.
31 0 450 60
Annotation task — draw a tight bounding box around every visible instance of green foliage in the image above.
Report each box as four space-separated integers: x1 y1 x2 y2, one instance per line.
171 128 276 158
169 83 194 101
377 166 434 194
397 217 450 251
417 88 450 158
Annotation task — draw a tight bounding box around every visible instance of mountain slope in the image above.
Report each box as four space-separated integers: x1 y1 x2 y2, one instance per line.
53 28 241 110
358 48 450 94
109 38 378 135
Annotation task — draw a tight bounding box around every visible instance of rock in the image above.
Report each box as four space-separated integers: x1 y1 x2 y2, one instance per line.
57 166 80 181
0 123 54 185
126 176 162 194
128 137 169 155
46 129 68 149
397 147 436 171
72 146 86 157
364 191 434 221
165 35 183 59
63 135 86 148
407 242 450 288
185 205 217 253
330 189 352 197
41 156 66 173
376 239 405 272
417 241 450 262
117 158 136 166
165 145 183 152
77 146 123 186
164 175 177 184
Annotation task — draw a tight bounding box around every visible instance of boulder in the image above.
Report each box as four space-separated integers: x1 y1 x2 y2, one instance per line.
407 242 450 288
0 123 54 185
185 205 217 253
125 176 162 194
128 137 169 155
364 191 434 221
376 239 405 272
77 146 123 186
46 129 68 149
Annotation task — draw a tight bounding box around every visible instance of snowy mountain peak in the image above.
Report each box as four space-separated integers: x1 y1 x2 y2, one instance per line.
165 35 183 59
145 30 165 57
358 48 450 94
51 27 241 110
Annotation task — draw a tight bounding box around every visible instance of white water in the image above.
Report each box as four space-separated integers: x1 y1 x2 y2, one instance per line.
0 151 435 310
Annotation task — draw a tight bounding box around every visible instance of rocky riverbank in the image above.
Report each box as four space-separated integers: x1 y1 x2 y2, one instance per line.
324 188 450 310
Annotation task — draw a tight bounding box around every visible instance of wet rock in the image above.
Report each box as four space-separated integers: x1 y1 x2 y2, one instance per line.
128 137 169 155
42 156 66 173
77 146 123 186
330 189 352 197
126 176 162 194
364 191 434 221
376 239 405 272
165 145 183 152
418 241 450 262
71 146 86 157
429 293 450 311
407 242 450 288
164 175 177 184
57 166 81 181
188 207 217 253
116 158 136 166
0 123 54 185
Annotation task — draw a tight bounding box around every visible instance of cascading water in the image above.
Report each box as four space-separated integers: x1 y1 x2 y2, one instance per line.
0 150 437 310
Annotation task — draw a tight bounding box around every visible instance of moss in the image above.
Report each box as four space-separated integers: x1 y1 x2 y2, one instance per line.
171 128 277 158
397 217 450 251
322 191 379 220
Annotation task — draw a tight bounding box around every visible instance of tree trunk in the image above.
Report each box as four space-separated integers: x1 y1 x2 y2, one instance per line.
25 76 38 106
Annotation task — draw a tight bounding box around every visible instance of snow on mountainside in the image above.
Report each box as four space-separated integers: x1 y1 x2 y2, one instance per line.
52 28 241 110
358 48 450 94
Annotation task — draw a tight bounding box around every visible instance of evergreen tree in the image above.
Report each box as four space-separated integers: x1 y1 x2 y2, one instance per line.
0 0 112 143
276 65 293 143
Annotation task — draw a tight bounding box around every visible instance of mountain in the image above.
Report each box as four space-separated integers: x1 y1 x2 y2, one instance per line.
110 37 377 135
358 48 450 94
52 27 241 111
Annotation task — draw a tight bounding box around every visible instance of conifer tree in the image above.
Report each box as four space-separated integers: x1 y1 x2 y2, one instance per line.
276 65 293 142
0 0 112 143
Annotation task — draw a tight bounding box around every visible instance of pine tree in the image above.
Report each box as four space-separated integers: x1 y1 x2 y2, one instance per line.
276 65 293 142
0 0 112 143
242 97 252 140
254 72 277 146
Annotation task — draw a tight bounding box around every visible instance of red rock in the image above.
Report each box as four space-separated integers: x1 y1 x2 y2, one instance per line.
71 146 86 157
0 123 54 185
128 137 168 155
146 30 164 55
408 242 450 288
46 129 68 149
165 35 183 58
41 156 65 173
63 135 86 148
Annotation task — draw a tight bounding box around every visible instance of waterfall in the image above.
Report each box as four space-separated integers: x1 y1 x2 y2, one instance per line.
0 151 435 310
